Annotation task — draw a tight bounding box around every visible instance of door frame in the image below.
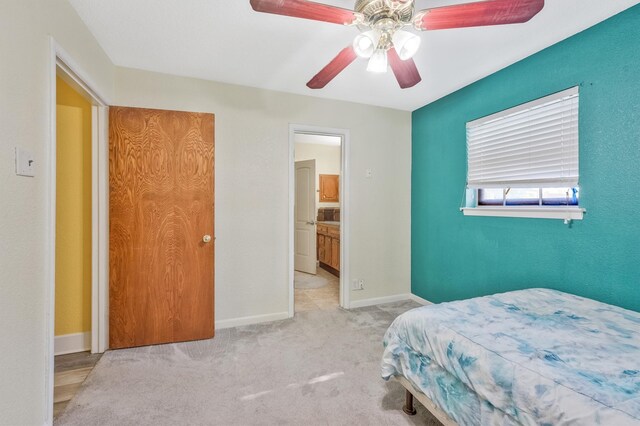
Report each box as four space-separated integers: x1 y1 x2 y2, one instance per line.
288 124 350 317
46 37 110 425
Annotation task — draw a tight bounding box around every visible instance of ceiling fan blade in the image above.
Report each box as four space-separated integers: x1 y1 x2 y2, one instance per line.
307 46 357 89
415 0 544 31
388 47 422 89
250 0 357 25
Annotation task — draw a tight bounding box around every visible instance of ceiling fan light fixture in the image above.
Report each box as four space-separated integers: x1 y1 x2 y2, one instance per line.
251 0 546 90
366 48 388 73
392 30 421 60
353 30 379 58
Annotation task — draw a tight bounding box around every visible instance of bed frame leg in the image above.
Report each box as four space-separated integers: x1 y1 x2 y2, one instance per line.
403 390 417 416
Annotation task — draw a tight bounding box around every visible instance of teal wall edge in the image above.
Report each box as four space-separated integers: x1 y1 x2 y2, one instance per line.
411 5 640 312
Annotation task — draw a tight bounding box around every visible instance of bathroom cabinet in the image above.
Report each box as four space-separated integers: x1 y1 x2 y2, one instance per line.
317 223 340 276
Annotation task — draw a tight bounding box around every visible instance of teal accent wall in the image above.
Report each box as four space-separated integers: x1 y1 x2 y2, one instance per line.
411 6 640 312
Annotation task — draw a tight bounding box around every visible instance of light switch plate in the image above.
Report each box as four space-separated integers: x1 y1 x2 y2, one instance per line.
15 147 35 177
365 168 373 178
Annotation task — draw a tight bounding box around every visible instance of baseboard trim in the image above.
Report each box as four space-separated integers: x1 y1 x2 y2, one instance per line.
349 293 413 309
410 294 433 305
54 332 91 355
216 311 290 330
213 294 432 330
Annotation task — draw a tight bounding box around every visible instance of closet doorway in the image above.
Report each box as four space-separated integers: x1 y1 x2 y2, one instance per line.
49 44 109 422
55 76 93 356
289 125 350 315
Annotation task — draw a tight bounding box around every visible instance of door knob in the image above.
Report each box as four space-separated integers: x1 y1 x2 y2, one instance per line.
306 221 316 225
202 235 212 243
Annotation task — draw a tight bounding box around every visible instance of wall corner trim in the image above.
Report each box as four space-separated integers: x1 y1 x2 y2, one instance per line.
54 332 91 356
215 311 290 330
409 294 433 306
349 293 413 309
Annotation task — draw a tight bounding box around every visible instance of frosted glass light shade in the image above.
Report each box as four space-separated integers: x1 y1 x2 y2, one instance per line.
353 30 379 58
392 30 421 60
367 49 388 73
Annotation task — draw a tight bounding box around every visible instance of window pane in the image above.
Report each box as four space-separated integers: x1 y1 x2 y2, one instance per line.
542 187 579 206
478 188 504 206
505 188 540 206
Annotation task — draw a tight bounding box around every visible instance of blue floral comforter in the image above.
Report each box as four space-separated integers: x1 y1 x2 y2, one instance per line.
381 289 640 425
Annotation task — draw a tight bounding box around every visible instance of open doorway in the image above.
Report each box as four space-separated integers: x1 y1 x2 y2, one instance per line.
292 131 344 313
53 71 99 419
47 40 109 424
54 75 92 355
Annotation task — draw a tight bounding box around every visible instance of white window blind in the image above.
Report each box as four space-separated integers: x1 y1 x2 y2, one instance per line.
466 87 579 189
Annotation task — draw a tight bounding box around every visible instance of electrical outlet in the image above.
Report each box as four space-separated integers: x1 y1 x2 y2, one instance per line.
358 279 365 290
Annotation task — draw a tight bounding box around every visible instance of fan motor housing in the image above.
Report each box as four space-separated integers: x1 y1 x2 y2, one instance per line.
354 0 414 24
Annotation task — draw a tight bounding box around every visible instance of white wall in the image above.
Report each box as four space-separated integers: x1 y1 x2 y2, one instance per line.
0 1 114 424
294 142 341 208
114 67 412 322
0 4 411 420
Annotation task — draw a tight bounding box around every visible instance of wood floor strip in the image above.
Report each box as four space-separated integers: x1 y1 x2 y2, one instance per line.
53 401 69 418
54 382 83 404
54 351 102 373
54 366 93 387
54 351 102 419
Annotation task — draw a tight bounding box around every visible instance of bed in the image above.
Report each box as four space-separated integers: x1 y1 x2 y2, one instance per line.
381 288 640 425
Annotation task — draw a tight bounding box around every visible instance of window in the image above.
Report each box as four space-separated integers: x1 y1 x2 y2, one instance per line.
462 87 585 220
478 187 579 206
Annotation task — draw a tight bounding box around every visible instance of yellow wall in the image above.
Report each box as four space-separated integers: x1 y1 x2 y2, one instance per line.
55 77 92 336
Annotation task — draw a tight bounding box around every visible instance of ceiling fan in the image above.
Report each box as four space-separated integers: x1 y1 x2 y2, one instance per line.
250 0 544 89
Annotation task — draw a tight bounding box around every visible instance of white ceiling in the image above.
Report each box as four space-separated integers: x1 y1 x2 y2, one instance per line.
69 0 639 111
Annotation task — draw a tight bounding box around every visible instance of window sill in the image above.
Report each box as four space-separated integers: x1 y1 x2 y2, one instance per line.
460 206 585 220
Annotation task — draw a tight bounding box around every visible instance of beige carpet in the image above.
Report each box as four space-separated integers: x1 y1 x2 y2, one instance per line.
56 301 442 426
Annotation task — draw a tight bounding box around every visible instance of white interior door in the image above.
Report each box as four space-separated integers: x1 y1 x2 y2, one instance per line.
294 159 317 274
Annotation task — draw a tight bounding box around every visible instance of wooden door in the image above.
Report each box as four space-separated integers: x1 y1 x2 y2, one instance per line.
319 174 339 202
324 235 332 265
109 106 215 349
331 238 340 271
317 234 325 265
294 160 317 274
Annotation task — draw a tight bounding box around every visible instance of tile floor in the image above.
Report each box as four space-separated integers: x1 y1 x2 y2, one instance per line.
54 351 102 419
294 267 339 312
